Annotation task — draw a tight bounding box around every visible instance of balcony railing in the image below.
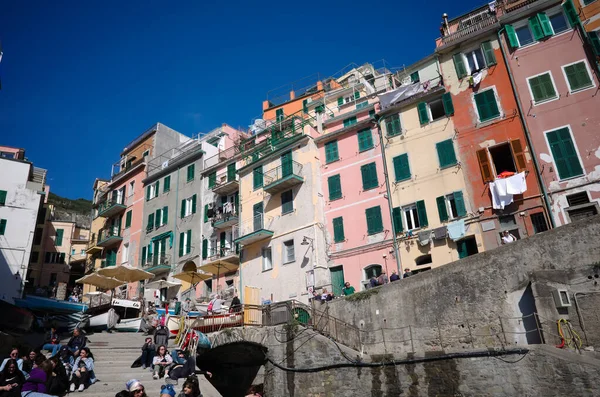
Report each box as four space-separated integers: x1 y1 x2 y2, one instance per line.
100 258 117 268
205 246 239 264
233 213 274 245
97 198 127 218
97 227 122 248
499 0 540 14
86 234 102 254
263 160 304 194
144 254 171 271
211 206 239 229
211 170 239 195
440 7 498 47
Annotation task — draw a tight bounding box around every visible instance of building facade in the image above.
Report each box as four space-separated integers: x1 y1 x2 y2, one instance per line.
0 146 46 303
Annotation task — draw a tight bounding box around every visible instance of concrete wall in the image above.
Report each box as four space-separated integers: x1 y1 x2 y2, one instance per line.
0 159 42 302
499 12 600 226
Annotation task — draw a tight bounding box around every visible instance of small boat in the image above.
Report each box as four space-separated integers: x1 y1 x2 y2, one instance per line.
42 312 90 333
190 312 243 334
156 308 205 318
112 299 142 310
88 308 119 331
0 300 35 333
15 296 88 313
114 317 145 332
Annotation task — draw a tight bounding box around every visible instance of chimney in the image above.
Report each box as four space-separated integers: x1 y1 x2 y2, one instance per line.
317 81 323 91
290 90 296 100
262 100 271 111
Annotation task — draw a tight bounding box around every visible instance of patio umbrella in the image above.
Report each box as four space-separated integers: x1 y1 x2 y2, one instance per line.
198 262 239 294
145 280 180 290
172 271 212 285
76 273 125 290
98 265 153 283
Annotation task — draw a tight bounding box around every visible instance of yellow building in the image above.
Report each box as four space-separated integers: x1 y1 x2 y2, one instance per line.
377 56 484 273
83 179 108 294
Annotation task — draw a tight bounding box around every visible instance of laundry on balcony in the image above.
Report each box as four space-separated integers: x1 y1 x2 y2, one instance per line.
433 226 448 240
447 219 466 242
418 230 432 246
379 78 441 109
489 171 527 209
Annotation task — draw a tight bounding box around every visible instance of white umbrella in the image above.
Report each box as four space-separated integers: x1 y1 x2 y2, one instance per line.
76 273 125 290
98 265 153 283
145 280 180 290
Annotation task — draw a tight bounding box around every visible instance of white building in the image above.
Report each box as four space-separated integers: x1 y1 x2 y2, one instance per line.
0 151 46 303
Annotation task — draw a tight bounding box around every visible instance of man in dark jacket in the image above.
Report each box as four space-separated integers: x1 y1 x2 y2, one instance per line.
41 326 61 356
67 328 86 357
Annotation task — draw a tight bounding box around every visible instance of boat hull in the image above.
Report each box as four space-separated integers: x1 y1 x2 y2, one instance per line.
114 317 145 332
190 313 243 334
88 309 119 331
15 296 88 313
0 300 35 333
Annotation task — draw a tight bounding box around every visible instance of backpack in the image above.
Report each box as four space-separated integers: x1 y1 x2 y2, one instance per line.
207 299 214 312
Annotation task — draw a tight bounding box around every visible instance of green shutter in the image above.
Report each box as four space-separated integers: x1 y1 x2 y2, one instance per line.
386 114 402 136
141 246 147 265
505 25 519 49
361 163 378 190
325 141 339 163
392 207 403 233
333 217 345 242
328 175 342 200
0 190 6 206
590 32 600 56
186 230 192 254
337 97 344 106
208 171 216 188
202 239 208 259
436 139 457 168
55 229 64 246
481 41 497 66
442 92 454 116
162 206 168 225
204 204 209 222
343 116 357 128
192 194 197 214
179 232 184 257
303 99 308 113
529 15 544 41
538 13 553 37
155 209 161 228
546 128 584 179
436 196 449 223
563 0 580 28
0 219 6 235
164 176 171 192
155 181 159 196
474 89 500 122
148 213 154 231
276 108 284 122
253 166 263 189
393 154 411 182
227 163 236 182
452 53 467 79
357 129 374 152
146 186 151 201
125 210 132 228
354 91 360 99
365 206 383 234
281 190 293 213
416 200 428 227
454 191 467 217
417 102 429 125
410 71 420 83
529 73 557 103
564 62 593 92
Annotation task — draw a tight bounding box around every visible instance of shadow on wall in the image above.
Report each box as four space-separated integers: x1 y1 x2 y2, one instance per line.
518 283 542 344
0 247 24 303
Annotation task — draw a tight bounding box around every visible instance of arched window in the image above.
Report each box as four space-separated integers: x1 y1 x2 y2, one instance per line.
415 255 432 266
363 264 382 280
182 261 197 272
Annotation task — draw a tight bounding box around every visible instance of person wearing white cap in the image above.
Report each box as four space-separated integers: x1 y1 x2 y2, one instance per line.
124 379 146 397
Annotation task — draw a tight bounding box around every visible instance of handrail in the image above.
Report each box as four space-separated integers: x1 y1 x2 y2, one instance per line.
98 227 120 242
97 198 126 214
212 169 239 188
144 253 170 268
206 246 238 260
263 160 303 186
441 12 498 46
232 213 273 240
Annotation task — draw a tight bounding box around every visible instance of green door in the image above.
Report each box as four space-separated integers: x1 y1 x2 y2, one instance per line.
220 232 226 256
457 240 468 259
253 202 263 231
281 151 293 178
227 163 236 182
106 250 117 267
330 266 345 296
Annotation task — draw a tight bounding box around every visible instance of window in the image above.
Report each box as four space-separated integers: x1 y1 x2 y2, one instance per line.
30 251 39 263
417 102 429 125
357 129 374 152
457 236 479 259
531 213 549 234
333 217 345 242
208 171 216 188
343 116 357 128
179 230 192 256
515 24 535 47
416 254 433 266
142 150 150 157
122 243 129 264
590 31 600 56
325 140 339 163
549 10 569 33
81 249 85 255
328 175 342 201
436 139 458 169
55 229 64 246
181 195 197 218
527 72 557 104
125 210 132 228
507 9 572 49
364 264 382 280
428 98 446 121
356 100 369 110
276 108 284 122
71 248 76 256
369 109 375 118
565 192 599 222
361 163 378 190
392 207 403 233
410 71 420 83
283 240 295 263
403 200 428 230
164 176 171 193
453 41 496 78
546 127 584 180
393 154 411 182
303 99 308 113
563 61 594 93
253 166 263 189
262 247 272 271
567 192 589 207
129 181 135 196
489 143 518 176
477 140 526 182
146 181 159 201
155 206 168 227
227 163 236 182
0 190 7 206
436 191 467 222
474 88 501 122
386 114 402 137
0 219 6 235
365 206 384 234
147 213 155 232
465 48 486 74
281 190 293 214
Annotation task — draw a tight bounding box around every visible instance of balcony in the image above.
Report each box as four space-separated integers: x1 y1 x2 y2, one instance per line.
97 228 122 248
203 246 239 268
211 209 239 230
212 171 239 196
263 161 304 194
85 235 102 255
100 258 116 268
233 213 274 246
439 6 498 48
97 198 127 218
143 254 171 274
500 0 541 14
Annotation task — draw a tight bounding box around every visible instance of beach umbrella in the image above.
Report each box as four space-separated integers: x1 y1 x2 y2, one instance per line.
198 262 239 294
76 273 125 290
98 265 153 283
172 271 212 285
145 280 180 290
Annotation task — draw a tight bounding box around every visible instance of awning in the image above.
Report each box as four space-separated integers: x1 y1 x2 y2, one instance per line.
151 231 173 248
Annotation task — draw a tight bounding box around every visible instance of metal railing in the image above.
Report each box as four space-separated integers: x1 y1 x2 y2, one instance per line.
500 0 540 13
232 213 273 241
98 227 121 243
205 246 238 261
97 198 126 215
111 157 145 180
263 160 303 186
441 8 498 46
211 169 239 189
210 205 238 225
144 253 171 268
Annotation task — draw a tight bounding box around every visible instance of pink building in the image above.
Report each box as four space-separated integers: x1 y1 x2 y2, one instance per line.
499 0 600 225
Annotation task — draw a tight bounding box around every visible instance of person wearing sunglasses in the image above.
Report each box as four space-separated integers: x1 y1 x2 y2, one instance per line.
0 348 24 376
123 379 146 397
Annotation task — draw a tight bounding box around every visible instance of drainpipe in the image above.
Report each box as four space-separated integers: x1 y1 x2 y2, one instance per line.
172 167 181 278
374 115 402 275
497 28 556 229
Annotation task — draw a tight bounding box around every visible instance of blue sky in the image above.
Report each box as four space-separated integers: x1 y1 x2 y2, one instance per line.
0 0 484 200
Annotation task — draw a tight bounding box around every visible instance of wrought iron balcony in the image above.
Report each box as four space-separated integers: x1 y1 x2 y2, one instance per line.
263 160 304 194
439 5 498 47
144 254 171 273
233 213 274 246
204 246 239 267
97 198 127 218
85 234 102 255
97 227 122 248
211 208 239 229
211 170 239 196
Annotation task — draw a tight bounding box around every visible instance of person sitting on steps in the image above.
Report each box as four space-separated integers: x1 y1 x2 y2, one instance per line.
152 345 172 380
69 347 95 392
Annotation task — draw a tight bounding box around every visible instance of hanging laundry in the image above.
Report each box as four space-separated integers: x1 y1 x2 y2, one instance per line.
433 226 448 240
422 80 431 91
418 230 431 246
505 172 527 195
489 180 514 210
447 219 466 241
471 71 483 88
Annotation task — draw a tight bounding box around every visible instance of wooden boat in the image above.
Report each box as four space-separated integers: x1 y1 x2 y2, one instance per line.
114 317 145 332
156 308 205 318
189 312 243 334
88 308 119 331
112 299 142 310
15 296 88 313
0 299 35 333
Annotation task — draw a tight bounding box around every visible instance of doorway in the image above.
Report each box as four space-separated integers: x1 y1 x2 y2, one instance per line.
457 236 478 259
329 266 345 296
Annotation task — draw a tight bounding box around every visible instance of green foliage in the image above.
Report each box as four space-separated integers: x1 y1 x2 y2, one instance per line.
345 288 379 302
48 192 92 215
